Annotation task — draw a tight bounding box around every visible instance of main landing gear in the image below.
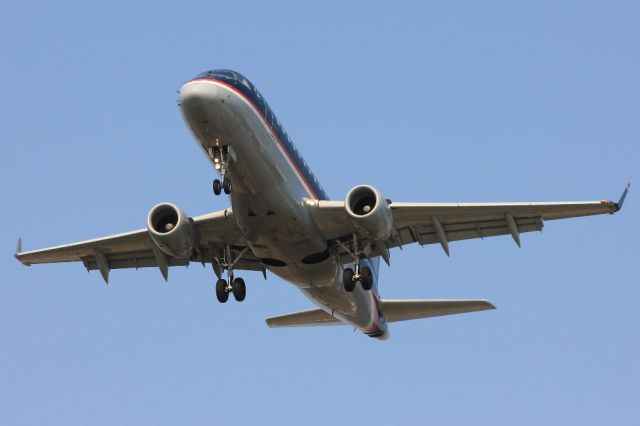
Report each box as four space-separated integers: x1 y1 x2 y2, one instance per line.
339 234 374 292
213 245 249 303
215 276 246 303
209 145 232 196
343 263 373 292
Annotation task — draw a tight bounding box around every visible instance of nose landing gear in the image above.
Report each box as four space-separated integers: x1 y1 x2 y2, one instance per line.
209 145 232 196
212 178 231 196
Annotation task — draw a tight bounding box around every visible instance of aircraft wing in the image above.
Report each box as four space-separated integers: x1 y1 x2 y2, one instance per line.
15 209 263 282
310 184 629 260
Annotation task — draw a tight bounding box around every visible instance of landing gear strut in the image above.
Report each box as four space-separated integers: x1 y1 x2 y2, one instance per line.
213 245 249 303
339 234 374 292
209 145 232 196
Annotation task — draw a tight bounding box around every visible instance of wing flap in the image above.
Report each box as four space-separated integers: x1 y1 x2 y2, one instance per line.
380 299 496 322
265 308 342 328
80 250 189 271
397 216 543 246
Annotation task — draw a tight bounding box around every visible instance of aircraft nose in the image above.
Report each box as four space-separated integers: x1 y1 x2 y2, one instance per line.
179 80 216 108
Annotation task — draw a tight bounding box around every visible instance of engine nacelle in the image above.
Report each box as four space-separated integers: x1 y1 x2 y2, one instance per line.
147 203 197 259
345 185 393 241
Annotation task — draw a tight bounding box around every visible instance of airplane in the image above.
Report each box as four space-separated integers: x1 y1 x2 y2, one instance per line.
15 69 629 340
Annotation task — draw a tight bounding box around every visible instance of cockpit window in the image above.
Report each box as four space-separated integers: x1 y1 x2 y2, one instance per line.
214 69 236 79
195 70 214 79
193 69 253 83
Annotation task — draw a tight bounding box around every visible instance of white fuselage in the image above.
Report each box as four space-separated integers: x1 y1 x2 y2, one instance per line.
180 75 388 339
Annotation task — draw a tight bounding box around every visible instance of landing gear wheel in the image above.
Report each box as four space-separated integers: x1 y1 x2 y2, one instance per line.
231 277 246 302
215 278 229 303
213 179 222 196
222 179 232 194
360 266 373 291
343 268 355 292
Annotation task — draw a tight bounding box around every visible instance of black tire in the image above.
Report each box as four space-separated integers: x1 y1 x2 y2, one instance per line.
215 278 228 303
360 266 373 291
232 277 246 302
223 179 232 194
213 179 222 196
343 268 355 292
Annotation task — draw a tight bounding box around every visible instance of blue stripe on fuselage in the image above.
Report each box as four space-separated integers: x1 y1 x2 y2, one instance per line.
191 69 329 201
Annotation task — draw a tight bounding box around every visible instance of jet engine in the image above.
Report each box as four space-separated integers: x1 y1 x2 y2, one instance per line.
345 185 393 241
147 203 197 259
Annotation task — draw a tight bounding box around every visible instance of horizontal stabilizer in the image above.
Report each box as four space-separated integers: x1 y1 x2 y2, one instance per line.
380 299 495 322
266 308 341 328
266 299 495 328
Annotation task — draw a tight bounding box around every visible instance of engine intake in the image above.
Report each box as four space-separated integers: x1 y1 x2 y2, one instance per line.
147 203 197 259
345 185 393 241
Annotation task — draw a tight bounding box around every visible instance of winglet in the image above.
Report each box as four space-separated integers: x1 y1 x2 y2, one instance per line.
14 238 31 266
615 183 630 212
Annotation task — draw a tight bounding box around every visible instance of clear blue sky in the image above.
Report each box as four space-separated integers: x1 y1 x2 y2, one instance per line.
1 1 638 425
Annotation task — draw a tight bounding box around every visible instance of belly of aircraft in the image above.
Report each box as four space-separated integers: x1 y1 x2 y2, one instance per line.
235 192 340 286
180 79 336 287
